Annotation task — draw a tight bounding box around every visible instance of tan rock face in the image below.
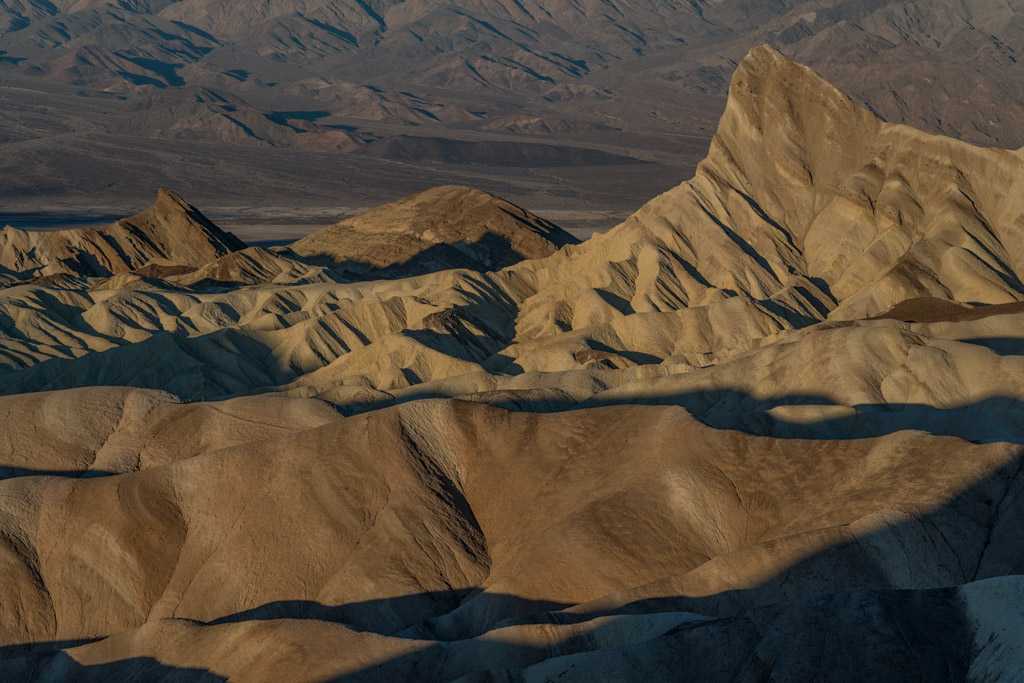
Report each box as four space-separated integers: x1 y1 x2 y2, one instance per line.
1 397 1023 680
291 185 579 275
579 45 1024 324
3 46 1024 680
0 189 244 280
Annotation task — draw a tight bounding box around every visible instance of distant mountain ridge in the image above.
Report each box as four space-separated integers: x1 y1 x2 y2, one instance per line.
3 0 1024 209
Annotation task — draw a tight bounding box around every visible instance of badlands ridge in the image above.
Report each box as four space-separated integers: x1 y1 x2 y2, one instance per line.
2 46 1024 680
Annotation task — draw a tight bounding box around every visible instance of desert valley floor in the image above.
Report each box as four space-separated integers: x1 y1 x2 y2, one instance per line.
2 47 1024 680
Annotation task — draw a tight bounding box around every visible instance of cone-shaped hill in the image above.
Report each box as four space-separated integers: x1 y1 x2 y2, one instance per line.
0 189 244 283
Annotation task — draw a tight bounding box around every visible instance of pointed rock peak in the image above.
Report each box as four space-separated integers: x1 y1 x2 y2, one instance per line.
155 186 189 208
135 187 206 226
148 187 220 227
694 45 883 234
728 46 861 109
126 188 246 254
0 189 246 282
720 44 880 142
148 187 216 226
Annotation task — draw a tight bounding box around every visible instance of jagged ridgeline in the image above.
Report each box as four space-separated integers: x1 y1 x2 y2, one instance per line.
2 47 1024 680
3 47 1024 405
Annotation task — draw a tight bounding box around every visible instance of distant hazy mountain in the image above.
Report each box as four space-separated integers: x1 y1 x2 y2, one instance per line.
2 1 1024 208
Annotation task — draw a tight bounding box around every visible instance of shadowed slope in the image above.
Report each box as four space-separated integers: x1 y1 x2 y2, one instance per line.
0 394 1022 680
290 185 579 277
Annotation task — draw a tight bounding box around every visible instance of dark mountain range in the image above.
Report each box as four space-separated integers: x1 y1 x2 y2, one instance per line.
3 1 1024 213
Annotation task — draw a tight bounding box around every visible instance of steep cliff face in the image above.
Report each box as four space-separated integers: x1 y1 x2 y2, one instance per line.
702 45 1024 319
551 45 1024 325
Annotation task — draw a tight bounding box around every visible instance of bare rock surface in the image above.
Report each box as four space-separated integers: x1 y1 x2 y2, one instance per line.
0 189 243 282
3 47 1024 680
291 185 579 275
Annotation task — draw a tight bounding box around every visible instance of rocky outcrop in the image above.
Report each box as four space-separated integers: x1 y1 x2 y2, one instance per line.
0 188 244 282
291 185 579 276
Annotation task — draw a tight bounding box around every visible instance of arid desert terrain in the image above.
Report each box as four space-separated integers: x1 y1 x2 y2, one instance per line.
1 42 1024 679
6 0 1024 218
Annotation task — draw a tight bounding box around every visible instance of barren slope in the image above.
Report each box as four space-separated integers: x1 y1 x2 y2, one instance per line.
2 47 1024 680
1 396 1023 679
291 185 579 275
0 189 243 283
